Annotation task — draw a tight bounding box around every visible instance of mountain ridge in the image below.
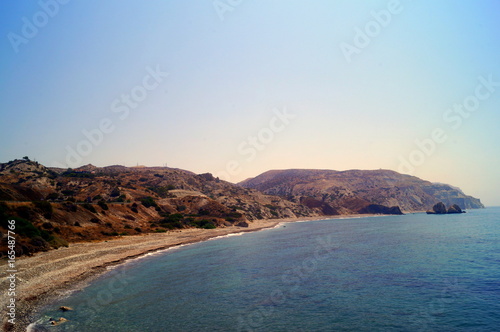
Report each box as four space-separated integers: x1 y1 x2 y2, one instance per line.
239 168 484 214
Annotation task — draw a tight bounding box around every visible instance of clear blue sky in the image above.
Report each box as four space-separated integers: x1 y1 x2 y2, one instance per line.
1 1 499 206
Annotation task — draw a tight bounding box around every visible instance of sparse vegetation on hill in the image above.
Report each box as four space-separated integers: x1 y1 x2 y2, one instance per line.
0 159 313 256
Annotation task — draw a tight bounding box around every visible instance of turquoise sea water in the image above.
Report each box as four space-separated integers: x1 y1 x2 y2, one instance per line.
30 208 500 331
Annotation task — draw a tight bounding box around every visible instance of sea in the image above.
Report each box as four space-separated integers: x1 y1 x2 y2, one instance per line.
29 207 500 331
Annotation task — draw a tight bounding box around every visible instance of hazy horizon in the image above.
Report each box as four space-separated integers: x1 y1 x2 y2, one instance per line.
1 1 499 205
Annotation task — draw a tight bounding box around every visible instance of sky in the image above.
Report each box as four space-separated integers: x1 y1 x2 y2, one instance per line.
1 0 499 206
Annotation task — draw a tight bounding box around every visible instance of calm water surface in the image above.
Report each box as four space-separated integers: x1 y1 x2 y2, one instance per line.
31 208 500 331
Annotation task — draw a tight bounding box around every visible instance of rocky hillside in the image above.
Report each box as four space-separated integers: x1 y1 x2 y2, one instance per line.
239 169 484 214
0 159 316 256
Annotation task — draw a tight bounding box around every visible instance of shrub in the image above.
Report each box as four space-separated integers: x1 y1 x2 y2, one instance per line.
61 190 75 196
159 213 184 229
30 236 49 249
147 185 175 198
46 193 60 201
83 203 97 213
16 206 34 220
47 170 59 180
101 231 119 236
33 201 53 219
135 227 142 233
198 209 210 216
164 213 183 222
141 197 158 208
42 222 53 229
90 218 101 224
190 219 216 229
98 200 109 210
11 217 41 238
110 188 120 197
63 203 78 212
62 170 94 178
225 211 242 219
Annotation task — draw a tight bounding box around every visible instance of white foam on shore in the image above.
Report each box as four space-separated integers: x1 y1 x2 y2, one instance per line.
105 243 193 271
26 317 46 332
207 232 246 241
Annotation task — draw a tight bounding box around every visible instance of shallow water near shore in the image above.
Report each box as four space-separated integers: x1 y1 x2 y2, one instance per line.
30 208 500 331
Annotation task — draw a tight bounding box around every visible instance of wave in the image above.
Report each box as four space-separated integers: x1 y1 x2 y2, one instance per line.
105 243 194 270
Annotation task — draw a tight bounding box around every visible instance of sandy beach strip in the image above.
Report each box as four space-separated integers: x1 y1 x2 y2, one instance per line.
2 216 342 331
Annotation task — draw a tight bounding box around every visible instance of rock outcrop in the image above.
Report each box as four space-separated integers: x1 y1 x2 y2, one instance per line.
447 204 464 214
358 204 403 215
239 169 484 213
59 306 73 312
426 202 448 214
426 202 465 214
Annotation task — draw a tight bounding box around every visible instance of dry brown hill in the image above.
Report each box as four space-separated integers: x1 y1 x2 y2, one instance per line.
239 169 484 214
0 159 315 255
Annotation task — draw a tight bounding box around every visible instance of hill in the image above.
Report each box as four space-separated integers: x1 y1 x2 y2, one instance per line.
0 159 315 255
239 169 484 215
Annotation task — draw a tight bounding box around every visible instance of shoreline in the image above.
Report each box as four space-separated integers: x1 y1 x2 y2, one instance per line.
2 214 370 331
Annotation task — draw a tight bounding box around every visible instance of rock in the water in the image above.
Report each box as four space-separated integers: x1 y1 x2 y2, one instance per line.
447 204 464 214
50 317 68 326
427 202 447 214
427 202 465 214
59 306 73 312
358 204 404 215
